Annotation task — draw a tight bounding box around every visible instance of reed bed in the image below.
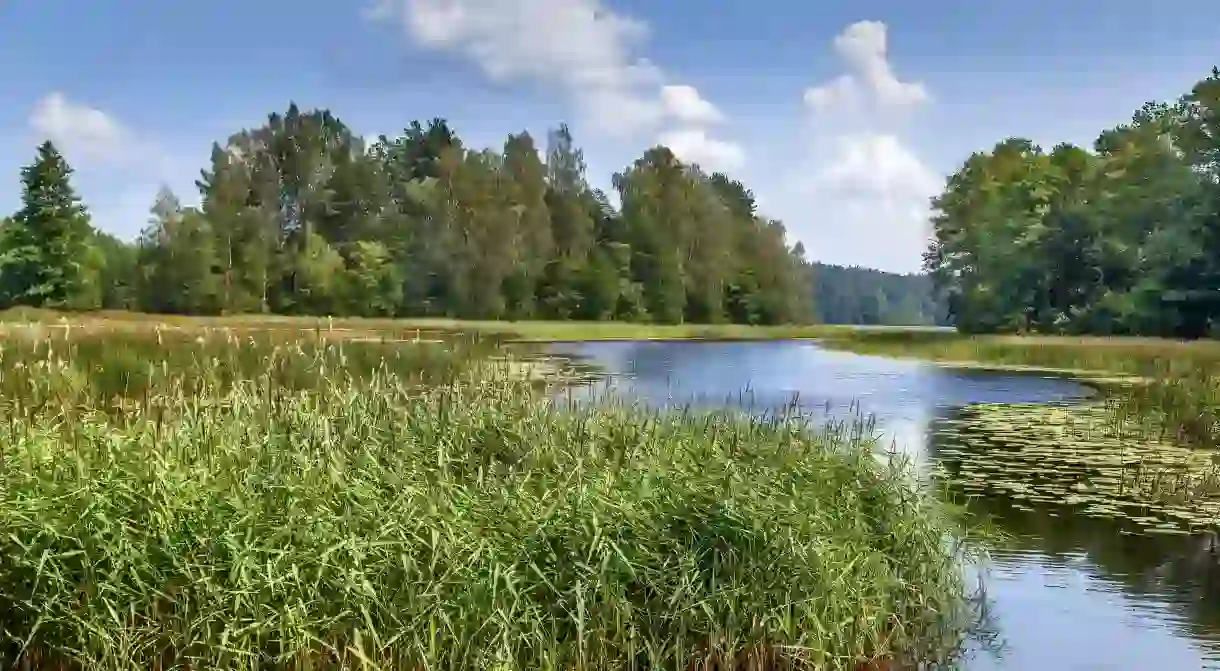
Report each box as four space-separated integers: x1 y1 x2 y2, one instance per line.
0 329 970 670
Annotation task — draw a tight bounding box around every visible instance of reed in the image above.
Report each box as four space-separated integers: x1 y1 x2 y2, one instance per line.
0 327 970 670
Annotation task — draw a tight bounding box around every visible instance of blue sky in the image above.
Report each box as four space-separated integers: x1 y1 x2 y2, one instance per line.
2 0 1217 273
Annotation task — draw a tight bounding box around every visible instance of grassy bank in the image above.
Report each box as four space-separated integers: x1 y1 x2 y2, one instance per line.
0 322 971 669
818 328 1220 375
821 329 1220 447
0 307 942 343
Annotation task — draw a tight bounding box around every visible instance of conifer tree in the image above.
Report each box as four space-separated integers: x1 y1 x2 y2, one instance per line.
0 141 92 308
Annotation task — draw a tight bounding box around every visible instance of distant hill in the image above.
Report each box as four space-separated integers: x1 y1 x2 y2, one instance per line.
809 262 949 326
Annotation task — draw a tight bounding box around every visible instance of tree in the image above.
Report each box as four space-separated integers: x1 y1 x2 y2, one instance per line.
342 240 402 317
137 188 222 314
0 104 822 326
615 147 689 323
923 66 1220 338
811 262 945 325
501 131 553 318
0 141 93 309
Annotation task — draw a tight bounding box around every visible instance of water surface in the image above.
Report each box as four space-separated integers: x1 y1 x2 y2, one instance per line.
551 340 1220 670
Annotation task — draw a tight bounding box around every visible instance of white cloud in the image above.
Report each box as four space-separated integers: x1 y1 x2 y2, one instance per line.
20 92 191 240
657 128 745 172
803 21 929 116
779 133 940 273
813 134 939 203
29 92 136 165
370 0 729 138
775 21 940 273
660 84 724 125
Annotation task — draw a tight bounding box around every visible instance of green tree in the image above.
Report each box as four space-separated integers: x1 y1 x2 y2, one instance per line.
924 66 1220 338
0 104 822 326
137 188 222 314
342 240 402 317
0 141 93 309
501 131 553 318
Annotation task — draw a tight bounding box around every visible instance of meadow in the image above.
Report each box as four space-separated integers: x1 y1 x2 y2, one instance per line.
0 313 972 670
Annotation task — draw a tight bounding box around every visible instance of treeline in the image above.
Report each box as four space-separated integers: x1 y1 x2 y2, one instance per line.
0 106 813 324
925 67 1220 338
811 262 946 326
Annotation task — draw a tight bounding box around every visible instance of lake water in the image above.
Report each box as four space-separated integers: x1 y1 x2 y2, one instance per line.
549 339 1220 671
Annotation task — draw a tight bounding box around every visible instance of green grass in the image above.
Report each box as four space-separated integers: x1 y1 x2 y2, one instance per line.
818 329 1220 374
0 320 972 669
821 329 1220 447
0 321 485 409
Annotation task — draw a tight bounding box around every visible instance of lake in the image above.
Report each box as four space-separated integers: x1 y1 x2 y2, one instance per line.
549 339 1220 670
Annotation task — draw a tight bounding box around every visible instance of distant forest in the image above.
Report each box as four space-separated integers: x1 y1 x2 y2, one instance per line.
811 263 946 326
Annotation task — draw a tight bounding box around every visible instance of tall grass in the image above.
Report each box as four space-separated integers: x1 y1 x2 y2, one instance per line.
0 322 481 408
0 329 970 669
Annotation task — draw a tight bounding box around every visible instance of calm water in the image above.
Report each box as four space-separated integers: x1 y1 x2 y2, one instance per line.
550 340 1220 671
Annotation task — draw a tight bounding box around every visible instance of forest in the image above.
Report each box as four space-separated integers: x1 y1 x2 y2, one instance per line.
811 262 946 326
0 111 825 325
924 67 1220 338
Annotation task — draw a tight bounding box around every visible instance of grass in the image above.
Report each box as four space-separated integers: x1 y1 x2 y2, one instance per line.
0 306 941 344
818 329 1220 376
821 329 1220 447
0 317 972 670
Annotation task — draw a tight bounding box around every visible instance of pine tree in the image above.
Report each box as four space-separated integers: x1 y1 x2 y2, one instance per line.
0 141 92 308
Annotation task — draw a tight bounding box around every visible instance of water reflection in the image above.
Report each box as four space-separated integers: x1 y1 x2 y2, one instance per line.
928 408 1220 669
553 340 1220 670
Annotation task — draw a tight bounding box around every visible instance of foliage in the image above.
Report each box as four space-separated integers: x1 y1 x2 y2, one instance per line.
1 105 814 325
0 142 93 309
811 262 947 326
0 326 970 670
925 67 1220 338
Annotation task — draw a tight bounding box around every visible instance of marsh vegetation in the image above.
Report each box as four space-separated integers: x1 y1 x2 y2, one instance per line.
0 317 974 670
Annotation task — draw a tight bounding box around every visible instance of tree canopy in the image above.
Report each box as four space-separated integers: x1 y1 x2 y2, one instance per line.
925 67 1220 337
1 106 818 325
0 142 94 309
811 262 947 326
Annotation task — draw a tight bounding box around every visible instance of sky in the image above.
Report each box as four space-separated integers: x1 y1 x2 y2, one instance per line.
1 1 1217 274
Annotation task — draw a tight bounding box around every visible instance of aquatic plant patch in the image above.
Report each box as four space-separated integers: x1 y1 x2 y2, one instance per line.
930 403 1220 533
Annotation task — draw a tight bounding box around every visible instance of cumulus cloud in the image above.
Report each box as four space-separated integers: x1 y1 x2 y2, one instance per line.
657 128 745 172
22 92 189 239
779 21 940 273
369 0 732 141
660 85 724 125
813 134 939 202
29 92 138 165
803 21 930 116
803 133 940 258
783 133 940 273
